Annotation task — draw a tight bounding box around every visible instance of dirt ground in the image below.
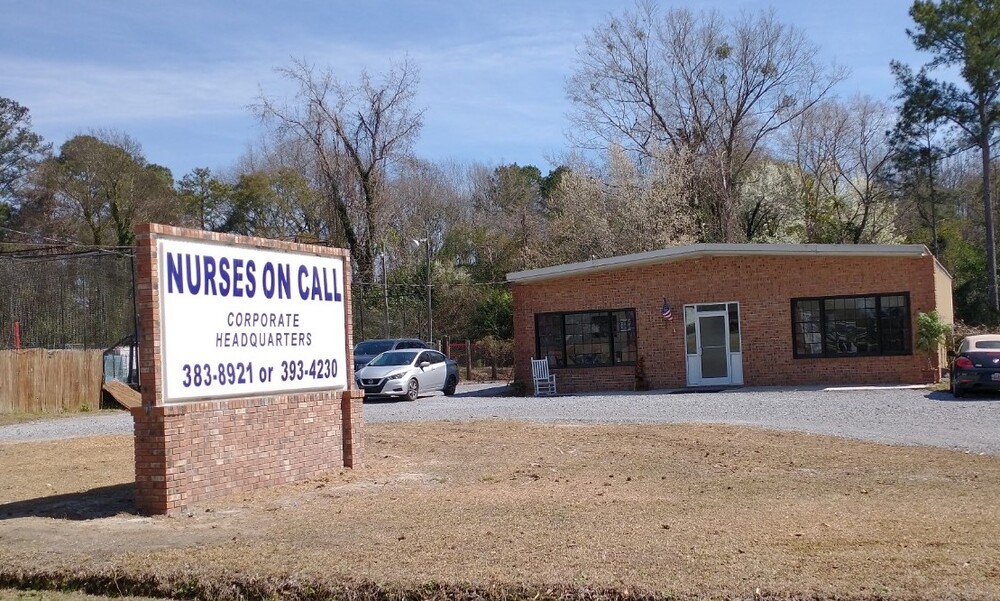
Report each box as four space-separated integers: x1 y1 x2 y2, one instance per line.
1 420 999 600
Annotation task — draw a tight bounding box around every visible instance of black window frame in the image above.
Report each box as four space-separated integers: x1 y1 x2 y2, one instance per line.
791 292 911 359
535 308 637 368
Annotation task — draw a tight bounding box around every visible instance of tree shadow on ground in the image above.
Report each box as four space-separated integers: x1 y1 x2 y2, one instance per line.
361 396 409 404
451 384 511 397
0 483 135 520
925 389 1000 402
361 384 513 403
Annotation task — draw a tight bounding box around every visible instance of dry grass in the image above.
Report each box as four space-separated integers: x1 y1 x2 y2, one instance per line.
1 421 999 600
0 589 161 601
0 409 120 428
464 366 513 382
0 414 42 427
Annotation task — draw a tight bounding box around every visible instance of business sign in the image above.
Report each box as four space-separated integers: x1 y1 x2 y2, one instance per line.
157 237 347 402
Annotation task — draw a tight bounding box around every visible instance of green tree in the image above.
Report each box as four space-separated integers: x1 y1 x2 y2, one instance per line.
0 200 9 239
892 0 1000 317
0 97 49 203
889 97 952 257
470 288 513 340
23 133 178 245
539 165 569 205
221 168 322 239
1 97 50 241
915 310 952 379
178 167 231 231
458 163 550 282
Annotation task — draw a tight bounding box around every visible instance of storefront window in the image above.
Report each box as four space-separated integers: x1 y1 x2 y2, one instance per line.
535 309 637 368
792 293 910 358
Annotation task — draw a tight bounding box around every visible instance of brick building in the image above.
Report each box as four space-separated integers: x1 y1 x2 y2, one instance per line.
507 244 953 393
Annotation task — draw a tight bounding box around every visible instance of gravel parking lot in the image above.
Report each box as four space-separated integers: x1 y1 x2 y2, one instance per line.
360 383 1000 455
2 383 998 455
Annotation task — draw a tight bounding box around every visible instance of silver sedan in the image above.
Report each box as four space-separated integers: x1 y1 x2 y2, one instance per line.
355 349 459 401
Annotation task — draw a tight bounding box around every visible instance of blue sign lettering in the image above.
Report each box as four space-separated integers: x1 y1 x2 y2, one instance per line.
164 250 340 303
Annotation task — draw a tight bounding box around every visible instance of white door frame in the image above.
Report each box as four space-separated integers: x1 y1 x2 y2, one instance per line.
684 302 744 387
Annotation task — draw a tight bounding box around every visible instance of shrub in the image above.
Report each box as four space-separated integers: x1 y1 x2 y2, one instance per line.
916 310 951 368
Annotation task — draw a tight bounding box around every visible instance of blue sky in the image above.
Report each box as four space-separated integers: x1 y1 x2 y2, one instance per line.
2 1 925 180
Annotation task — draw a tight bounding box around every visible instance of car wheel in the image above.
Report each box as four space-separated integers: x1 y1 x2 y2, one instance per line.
443 375 457 396
951 377 965 398
405 379 419 402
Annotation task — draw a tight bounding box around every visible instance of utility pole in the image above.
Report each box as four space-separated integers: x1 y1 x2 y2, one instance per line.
425 239 432 346
381 250 390 338
413 237 432 345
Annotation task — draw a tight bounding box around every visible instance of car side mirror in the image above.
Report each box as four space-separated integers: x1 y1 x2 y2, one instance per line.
947 350 956 359
419 361 430 368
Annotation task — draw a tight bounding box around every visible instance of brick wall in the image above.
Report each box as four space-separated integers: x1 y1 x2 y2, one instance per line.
514 252 946 393
133 224 361 515
131 392 346 513
551 366 635 393
341 389 365 467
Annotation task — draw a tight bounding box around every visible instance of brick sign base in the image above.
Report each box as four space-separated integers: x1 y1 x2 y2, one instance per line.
133 224 363 515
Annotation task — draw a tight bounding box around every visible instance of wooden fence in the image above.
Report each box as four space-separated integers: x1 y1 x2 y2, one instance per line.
0 349 104 414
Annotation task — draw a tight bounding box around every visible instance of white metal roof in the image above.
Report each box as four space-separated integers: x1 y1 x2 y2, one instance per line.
960 334 1000 347
505 243 932 284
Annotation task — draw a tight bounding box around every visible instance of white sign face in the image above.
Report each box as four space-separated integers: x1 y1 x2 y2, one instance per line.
157 237 348 402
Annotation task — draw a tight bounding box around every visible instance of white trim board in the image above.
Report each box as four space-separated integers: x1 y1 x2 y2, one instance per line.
506 243 931 284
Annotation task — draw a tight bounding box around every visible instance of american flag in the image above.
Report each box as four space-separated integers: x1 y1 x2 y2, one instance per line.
661 298 674 321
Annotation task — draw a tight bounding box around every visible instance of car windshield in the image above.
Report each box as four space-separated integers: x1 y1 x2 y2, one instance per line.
368 350 419 367
355 340 395 355
974 340 1000 349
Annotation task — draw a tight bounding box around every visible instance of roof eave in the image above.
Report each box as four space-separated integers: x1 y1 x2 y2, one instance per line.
506 243 931 284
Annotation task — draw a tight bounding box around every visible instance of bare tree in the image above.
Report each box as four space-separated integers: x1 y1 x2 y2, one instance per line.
546 145 695 263
781 96 898 244
841 97 899 243
737 159 803 243
389 157 458 254
387 158 469 335
567 1 845 242
253 58 424 278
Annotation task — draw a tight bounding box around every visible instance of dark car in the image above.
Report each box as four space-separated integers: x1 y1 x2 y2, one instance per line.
353 338 428 373
355 349 459 401
949 334 1000 397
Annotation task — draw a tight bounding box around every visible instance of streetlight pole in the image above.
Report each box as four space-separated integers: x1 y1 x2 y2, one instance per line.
413 237 432 345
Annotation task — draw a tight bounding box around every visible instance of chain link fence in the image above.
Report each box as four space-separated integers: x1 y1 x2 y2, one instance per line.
0 247 510 385
0 247 136 351
350 280 514 379
352 282 433 344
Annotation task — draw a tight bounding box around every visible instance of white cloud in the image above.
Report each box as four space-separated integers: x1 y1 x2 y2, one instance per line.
0 57 283 126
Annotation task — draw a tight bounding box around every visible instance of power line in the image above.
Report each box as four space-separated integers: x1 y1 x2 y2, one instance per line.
0 224 89 247
0 245 133 259
0 225 134 258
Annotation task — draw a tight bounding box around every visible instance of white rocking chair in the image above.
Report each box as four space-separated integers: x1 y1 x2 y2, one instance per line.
531 357 557 396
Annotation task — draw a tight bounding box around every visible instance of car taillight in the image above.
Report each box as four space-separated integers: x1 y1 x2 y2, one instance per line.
955 356 974 369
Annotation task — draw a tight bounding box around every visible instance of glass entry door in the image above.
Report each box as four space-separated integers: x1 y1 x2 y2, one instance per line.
698 314 729 379
684 302 744 387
